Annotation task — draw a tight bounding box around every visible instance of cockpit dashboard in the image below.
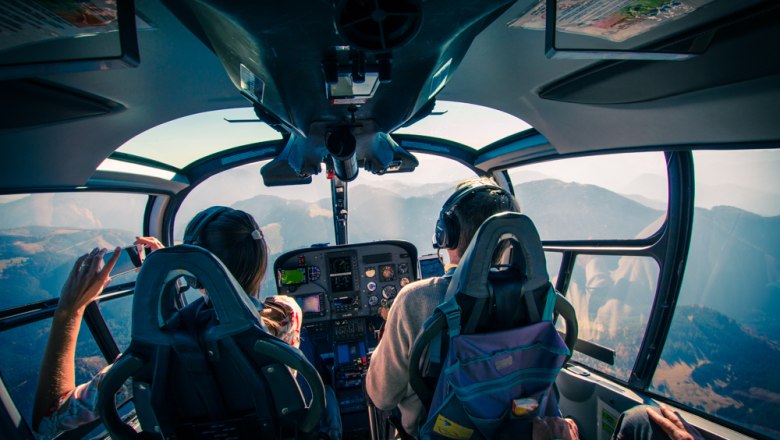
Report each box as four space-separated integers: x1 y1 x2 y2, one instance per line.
274 240 417 321
273 241 418 419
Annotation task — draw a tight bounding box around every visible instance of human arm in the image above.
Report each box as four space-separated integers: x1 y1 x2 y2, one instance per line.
365 289 417 410
646 405 704 440
532 417 579 440
32 247 119 431
134 236 164 253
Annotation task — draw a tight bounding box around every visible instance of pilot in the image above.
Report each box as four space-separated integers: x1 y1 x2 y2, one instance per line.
365 177 520 438
32 206 303 438
364 178 704 440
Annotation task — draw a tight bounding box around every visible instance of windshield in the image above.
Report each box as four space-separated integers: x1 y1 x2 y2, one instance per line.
394 101 531 148
115 108 283 169
111 101 532 175
174 154 476 297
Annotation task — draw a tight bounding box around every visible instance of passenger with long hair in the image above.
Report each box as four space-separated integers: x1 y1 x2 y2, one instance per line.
32 206 301 437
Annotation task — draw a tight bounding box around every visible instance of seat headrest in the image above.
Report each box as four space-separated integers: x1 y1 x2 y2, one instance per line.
131 244 262 345
445 212 548 301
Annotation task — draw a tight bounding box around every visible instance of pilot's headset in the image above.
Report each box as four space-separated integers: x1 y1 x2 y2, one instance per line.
433 180 519 250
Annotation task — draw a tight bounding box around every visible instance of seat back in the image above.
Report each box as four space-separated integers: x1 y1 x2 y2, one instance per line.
97 245 325 440
409 212 577 439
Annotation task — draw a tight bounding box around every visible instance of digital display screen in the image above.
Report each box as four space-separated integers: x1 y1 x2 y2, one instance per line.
337 341 366 365
419 255 445 279
331 274 353 292
279 267 307 286
332 296 356 308
329 255 350 272
329 255 354 292
295 293 322 314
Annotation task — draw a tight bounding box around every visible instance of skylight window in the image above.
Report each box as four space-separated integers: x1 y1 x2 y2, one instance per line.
394 101 531 149
115 108 283 168
97 159 177 180
114 103 529 171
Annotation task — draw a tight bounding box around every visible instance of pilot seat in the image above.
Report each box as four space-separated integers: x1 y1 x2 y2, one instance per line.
403 212 578 439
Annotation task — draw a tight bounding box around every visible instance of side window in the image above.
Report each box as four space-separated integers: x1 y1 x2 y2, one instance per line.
510 152 668 241
651 149 780 438
568 255 659 380
99 295 133 352
509 152 668 379
0 191 146 426
544 252 562 286
176 161 335 299
0 318 108 428
0 192 147 310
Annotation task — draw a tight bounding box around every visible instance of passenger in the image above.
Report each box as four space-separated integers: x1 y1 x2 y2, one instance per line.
613 404 704 440
532 403 704 440
364 178 705 440
365 177 520 438
32 206 302 438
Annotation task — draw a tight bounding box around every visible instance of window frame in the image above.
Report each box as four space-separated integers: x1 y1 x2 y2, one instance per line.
502 150 692 389
0 189 153 435
509 147 777 439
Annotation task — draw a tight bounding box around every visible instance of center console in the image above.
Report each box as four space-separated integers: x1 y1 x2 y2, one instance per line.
273 240 418 432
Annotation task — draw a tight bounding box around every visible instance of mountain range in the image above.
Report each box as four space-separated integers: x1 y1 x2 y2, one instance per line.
0 178 778 435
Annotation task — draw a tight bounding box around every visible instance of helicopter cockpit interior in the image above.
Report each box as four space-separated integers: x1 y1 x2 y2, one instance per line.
275 241 418 418
1 0 779 439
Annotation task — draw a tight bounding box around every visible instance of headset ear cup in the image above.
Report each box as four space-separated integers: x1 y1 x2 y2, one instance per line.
443 211 459 250
433 214 446 249
434 179 517 250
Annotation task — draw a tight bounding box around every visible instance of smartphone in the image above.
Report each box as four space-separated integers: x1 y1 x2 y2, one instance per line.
103 246 144 277
418 253 445 279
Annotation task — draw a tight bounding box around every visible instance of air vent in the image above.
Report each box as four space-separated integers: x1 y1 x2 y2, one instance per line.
336 0 421 51
0 79 121 130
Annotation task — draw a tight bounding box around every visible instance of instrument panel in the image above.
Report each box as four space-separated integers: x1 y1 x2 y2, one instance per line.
273 241 418 322
273 241 418 416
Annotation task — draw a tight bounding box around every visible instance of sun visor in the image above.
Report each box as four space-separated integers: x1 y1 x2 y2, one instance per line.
260 134 322 187
361 132 419 175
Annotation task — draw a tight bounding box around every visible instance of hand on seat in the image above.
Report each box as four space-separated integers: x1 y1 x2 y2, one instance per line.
646 405 704 440
532 416 579 440
135 236 164 253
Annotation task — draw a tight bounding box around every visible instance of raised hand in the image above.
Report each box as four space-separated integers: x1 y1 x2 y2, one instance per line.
57 247 119 315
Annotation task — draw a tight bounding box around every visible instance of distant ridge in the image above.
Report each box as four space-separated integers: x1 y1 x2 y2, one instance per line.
0 178 778 435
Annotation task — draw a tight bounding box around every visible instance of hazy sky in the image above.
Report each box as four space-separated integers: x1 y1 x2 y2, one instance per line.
106 101 780 200
7 101 777 216
113 101 529 169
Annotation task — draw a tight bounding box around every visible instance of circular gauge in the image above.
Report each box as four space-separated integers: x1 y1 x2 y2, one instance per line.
399 276 410 287
379 264 395 281
365 267 376 278
398 263 409 274
368 295 379 306
367 281 377 292
308 265 321 281
382 285 397 299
